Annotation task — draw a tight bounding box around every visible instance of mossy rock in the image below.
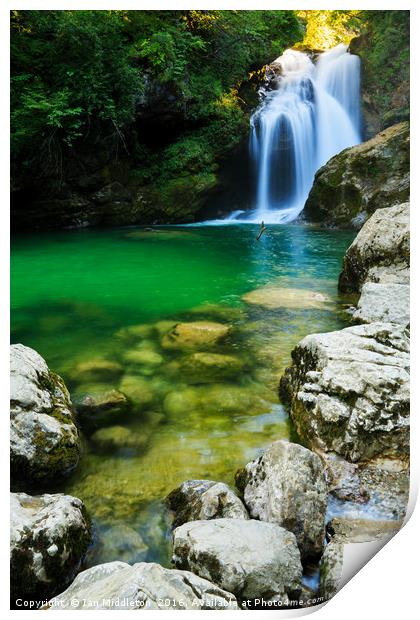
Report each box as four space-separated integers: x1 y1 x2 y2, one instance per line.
119 375 158 410
68 358 124 385
10 344 80 488
90 425 150 454
161 321 231 351
304 122 409 229
10 492 92 601
122 346 163 374
114 323 156 342
180 352 244 384
73 384 132 433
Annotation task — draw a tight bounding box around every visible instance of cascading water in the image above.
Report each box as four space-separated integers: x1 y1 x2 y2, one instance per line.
228 44 361 224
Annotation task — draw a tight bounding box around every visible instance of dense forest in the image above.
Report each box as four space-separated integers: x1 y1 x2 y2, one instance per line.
10 10 409 228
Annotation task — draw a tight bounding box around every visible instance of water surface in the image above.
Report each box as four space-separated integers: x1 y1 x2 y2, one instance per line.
11 223 355 566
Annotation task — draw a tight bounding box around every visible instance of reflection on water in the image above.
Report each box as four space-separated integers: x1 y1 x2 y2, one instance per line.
11 224 355 566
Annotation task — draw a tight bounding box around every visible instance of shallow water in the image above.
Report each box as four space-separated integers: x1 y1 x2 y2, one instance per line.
11 223 355 567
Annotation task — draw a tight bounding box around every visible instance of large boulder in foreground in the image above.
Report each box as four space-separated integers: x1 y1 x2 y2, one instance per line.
10 492 91 601
303 122 409 229
167 480 248 528
172 518 302 602
49 561 238 610
280 322 410 463
10 344 80 485
235 441 327 559
338 202 409 293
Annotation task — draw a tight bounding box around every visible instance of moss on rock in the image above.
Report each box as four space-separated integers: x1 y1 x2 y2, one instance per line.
303 122 409 229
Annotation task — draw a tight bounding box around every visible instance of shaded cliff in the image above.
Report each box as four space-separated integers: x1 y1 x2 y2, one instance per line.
303 121 409 229
349 11 409 138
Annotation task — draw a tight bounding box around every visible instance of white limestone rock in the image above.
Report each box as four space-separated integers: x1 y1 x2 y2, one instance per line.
10 344 80 485
48 561 238 610
172 518 302 602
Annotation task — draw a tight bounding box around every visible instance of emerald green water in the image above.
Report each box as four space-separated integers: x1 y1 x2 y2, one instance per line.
11 224 355 567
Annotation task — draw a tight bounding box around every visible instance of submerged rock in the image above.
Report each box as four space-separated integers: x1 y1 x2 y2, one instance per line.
48 561 238 610
236 440 327 559
122 347 164 372
189 303 245 322
280 322 410 463
90 425 149 454
68 358 124 384
10 344 80 485
163 383 269 417
172 518 302 602
166 480 248 528
114 323 156 342
304 122 409 229
73 385 132 433
10 492 91 601
119 375 157 409
161 321 231 351
242 286 330 310
90 525 148 565
319 542 343 600
180 352 244 383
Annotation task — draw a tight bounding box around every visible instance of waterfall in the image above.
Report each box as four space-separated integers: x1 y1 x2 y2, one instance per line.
228 44 361 224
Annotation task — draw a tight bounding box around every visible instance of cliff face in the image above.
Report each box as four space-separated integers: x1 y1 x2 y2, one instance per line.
303 122 409 229
349 11 409 139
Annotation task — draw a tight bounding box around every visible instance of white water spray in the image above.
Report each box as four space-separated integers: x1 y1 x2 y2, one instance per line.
227 44 361 224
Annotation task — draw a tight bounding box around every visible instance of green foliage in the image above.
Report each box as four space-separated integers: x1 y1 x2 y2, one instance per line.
11 9 301 205
297 10 362 50
11 10 143 172
352 11 409 129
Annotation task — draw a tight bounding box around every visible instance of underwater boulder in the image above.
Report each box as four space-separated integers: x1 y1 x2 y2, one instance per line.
122 345 164 374
242 286 330 310
119 375 158 409
68 357 124 385
326 516 402 544
89 524 148 565
179 352 244 384
161 321 231 351
90 424 150 454
114 323 156 342
73 385 132 433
